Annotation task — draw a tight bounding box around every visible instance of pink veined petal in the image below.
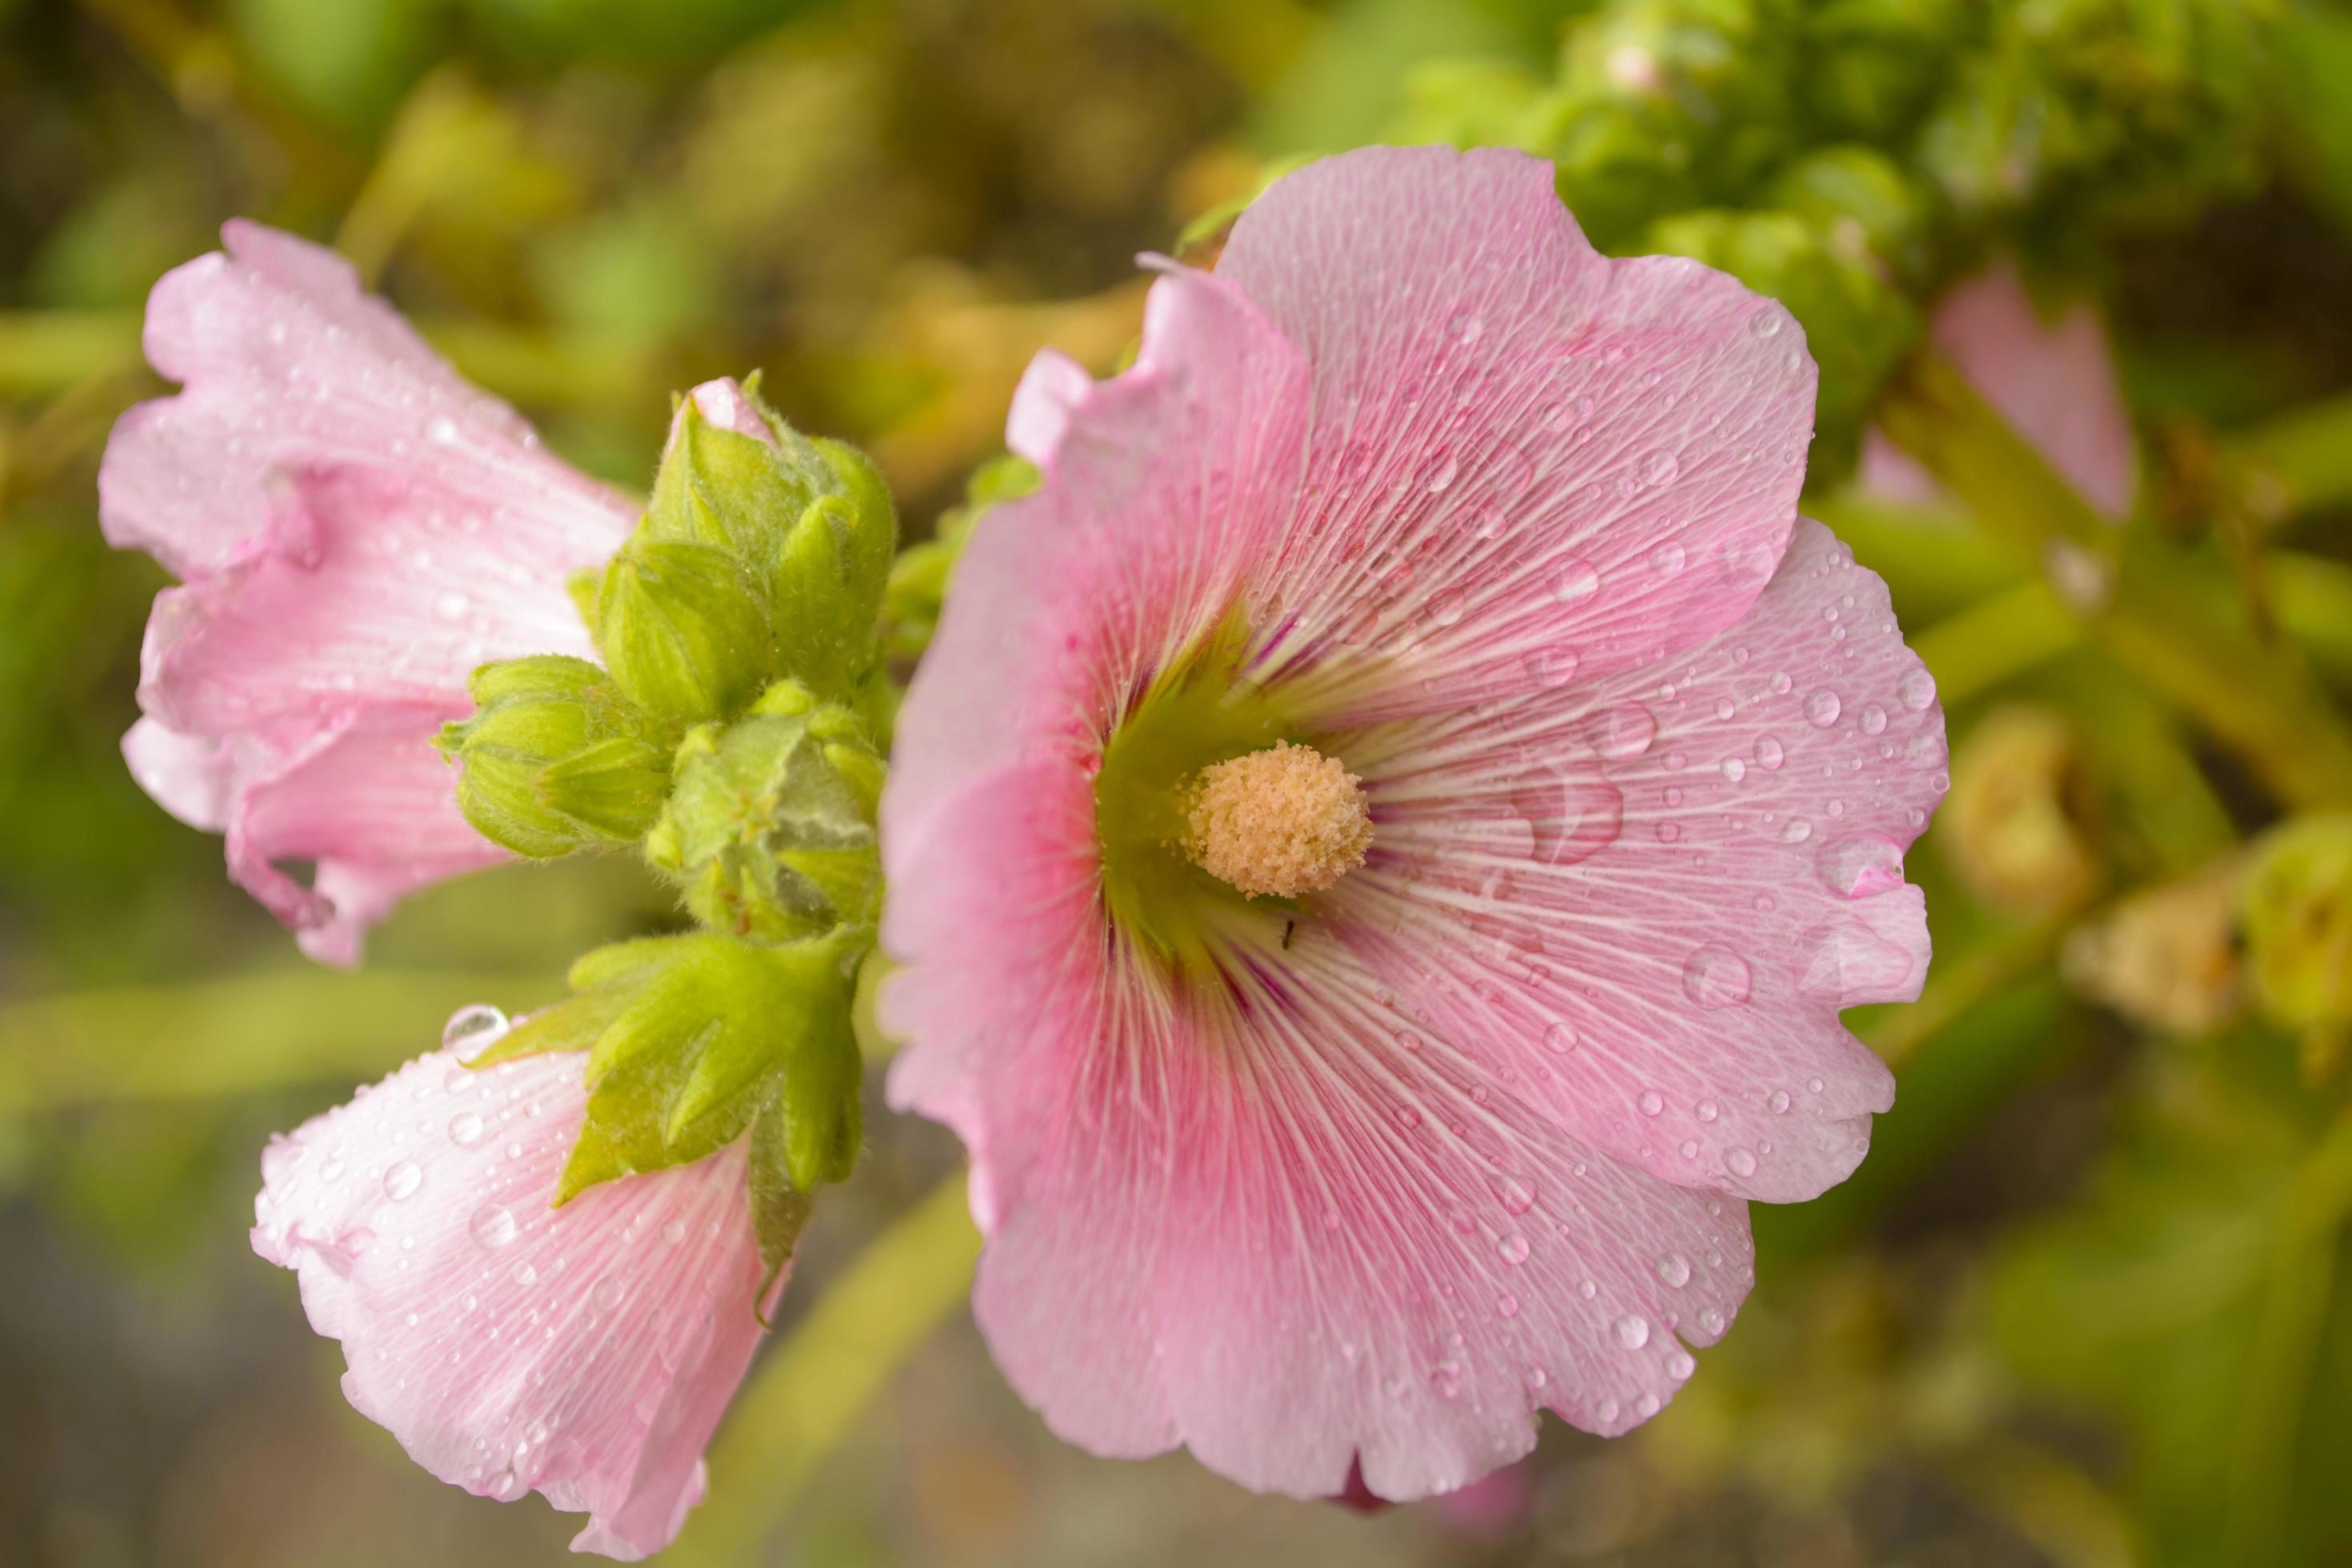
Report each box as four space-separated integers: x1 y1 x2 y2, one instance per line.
1005 347 1094 468
883 264 1310 861
1857 259 2138 519
1215 146 1818 724
886 760 1754 1498
1331 518 1940 1202
100 220 627 581
98 221 638 958
253 1033 773 1562
685 376 774 443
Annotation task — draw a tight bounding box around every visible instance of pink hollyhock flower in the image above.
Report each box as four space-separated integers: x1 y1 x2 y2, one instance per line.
1857 258 2138 518
882 146 1946 1499
100 222 638 963
253 1009 775 1559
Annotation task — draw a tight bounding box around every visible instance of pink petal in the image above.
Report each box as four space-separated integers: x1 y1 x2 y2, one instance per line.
253 1030 772 1560
1331 518 1938 1202
101 221 626 580
1217 146 1817 723
1004 348 1093 467
886 761 1754 1498
1858 260 2138 518
99 222 638 957
684 377 773 444
883 263 1310 860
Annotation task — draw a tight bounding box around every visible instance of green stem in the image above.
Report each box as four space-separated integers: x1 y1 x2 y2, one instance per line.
673 1173 981 1566
0 968 556 1111
1882 355 2352 810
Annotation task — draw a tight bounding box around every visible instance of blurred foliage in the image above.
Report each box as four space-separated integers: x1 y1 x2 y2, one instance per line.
4 1 2352 1566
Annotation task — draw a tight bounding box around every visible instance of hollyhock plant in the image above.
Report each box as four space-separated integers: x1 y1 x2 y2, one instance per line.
1856 258 2139 518
882 146 1946 1498
99 221 638 963
252 1007 777 1560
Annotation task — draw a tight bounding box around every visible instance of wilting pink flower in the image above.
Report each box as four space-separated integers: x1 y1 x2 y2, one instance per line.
882 147 1945 1499
101 222 637 962
1857 258 2138 518
253 1009 774 1559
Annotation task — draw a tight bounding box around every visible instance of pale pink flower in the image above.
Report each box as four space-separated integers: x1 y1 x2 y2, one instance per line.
252 1010 774 1559
101 222 638 962
882 147 1945 1498
1857 258 2139 517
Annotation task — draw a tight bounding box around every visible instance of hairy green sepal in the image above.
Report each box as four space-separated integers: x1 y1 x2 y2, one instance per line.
477 931 863 1275
437 655 676 858
646 680 884 943
596 378 897 723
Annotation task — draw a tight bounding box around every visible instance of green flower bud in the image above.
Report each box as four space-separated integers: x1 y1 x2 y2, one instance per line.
2241 817 2352 1034
598 375 898 720
645 688 884 944
1765 144 1930 285
1801 0 1974 144
596 539 773 723
436 655 673 858
1638 206 1918 482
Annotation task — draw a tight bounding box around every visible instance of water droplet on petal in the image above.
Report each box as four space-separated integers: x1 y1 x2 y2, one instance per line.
1640 450 1681 486
1498 1233 1531 1265
1638 1090 1664 1116
1754 734 1784 770
470 1204 518 1250
1898 668 1936 711
1726 1147 1758 1178
442 1005 509 1055
1550 558 1601 603
1860 703 1888 735
1805 690 1842 727
1543 1020 1578 1054
1523 647 1579 687
448 1112 484 1147
1614 1314 1651 1350
1681 944 1752 1009
1657 1253 1692 1286
1590 704 1658 761
1490 1174 1536 1214
1497 1294 1520 1318
382 1160 422 1202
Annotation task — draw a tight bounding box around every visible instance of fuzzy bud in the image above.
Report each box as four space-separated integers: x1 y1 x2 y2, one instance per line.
437 655 673 858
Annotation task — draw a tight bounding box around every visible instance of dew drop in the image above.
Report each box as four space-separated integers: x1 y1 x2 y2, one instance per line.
1680 944 1753 1009
442 1005 509 1054
1754 734 1785 770
1448 308 1483 346
1656 1253 1692 1287
1897 667 1937 711
448 1112 485 1147
470 1204 518 1250
1638 1090 1664 1116
382 1160 422 1202
1768 1090 1791 1114
1649 541 1686 575
1543 1020 1579 1054
1590 703 1658 761
1522 647 1579 687
1805 690 1842 728
1550 558 1601 603
1726 1147 1758 1178
1720 756 1746 782
1422 449 1458 493
1430 589 1466 626
1497 1294 1520 1318
1490 1174 1536 1214
1498 1233 1531 1265
1860 703 1888 736
1614 1314 1651 1350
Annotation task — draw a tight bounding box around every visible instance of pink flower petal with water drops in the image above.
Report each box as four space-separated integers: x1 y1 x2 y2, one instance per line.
252 1010 774 1561
98 222 638 960
1334 518 1939 1202
885 144 1943 1504
1857 258 2138 518
1217 146 1818 725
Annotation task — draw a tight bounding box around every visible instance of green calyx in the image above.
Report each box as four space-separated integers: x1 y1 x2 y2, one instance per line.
646 680 884 944
598 375 897 723
437 655 677 858
1092 616 1308 974
477 930 865 1280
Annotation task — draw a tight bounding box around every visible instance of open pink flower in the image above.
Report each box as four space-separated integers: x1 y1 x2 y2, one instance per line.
253 1009 774 1559
1857 258 2138 518
101 222 637 962
882 147 1945 1499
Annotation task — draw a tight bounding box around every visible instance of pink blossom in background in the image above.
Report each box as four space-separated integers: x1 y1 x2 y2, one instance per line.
253 1009 775 1559
1855 258 2139 518
100 222 638 963
883 146 1946 1500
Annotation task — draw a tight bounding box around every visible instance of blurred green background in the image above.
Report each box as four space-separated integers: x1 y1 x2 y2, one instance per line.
6 0 2352 1563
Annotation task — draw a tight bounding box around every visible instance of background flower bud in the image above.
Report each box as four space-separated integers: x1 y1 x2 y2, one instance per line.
596 539 774 722
1940 705 2104 915
2241 816 2352 1034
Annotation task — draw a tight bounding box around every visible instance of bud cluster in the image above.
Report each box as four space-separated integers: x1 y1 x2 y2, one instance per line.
441 376 898 1247
1386 0 2269 478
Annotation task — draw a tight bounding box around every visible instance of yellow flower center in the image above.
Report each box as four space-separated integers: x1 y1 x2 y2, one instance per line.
1179 741 1372 900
